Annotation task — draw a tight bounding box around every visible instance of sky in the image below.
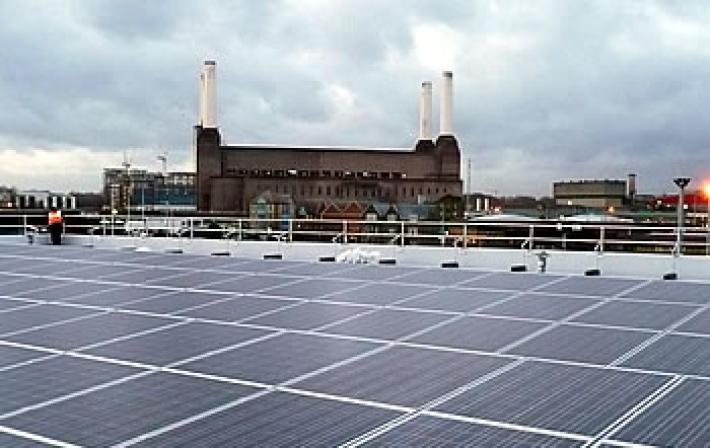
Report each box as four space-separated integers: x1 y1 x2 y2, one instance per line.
1 0 710 196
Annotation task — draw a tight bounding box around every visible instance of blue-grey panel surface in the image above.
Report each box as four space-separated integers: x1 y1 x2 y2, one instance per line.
571 300 698 330
276 262 357 277
0 345 46 369
7 312 174 350
176 295 294 321
180 333 380 383
620 334 710 376
245 301 368 330
57 265 142 280
507 324 651 365
323 283 435 305
143 392 402 448
295 346 511 407
536 277 642 297
202 274 299 294
0 356 139 415
435 361 668 436
168 256 247 270
0 298 32 311
85 322 271 366
364 415 585 447
397 288 512 313
18 282 118 302
3 372 258 447
409 316 547 351
621 280 710 304
231 259 303 273
461 272 564 291
145 270 237 288
325 265 423 281
393 268 489 286
264 278 364 299
0 305 96 336
0 431 56 447
0 278 70 297
323 308 451 341
101 267 184 284
482 293 600 320
69 285 167 306
675 308 710 335
119 290 226 314
612 379 710 447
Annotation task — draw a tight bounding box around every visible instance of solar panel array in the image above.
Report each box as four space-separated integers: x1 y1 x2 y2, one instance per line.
0 244 709 447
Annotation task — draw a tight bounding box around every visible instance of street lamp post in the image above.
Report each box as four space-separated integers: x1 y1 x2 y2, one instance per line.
122 160 132 236
673 177 691 255
705 183 710 256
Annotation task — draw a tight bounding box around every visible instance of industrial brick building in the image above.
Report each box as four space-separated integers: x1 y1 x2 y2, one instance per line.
196 61 462 215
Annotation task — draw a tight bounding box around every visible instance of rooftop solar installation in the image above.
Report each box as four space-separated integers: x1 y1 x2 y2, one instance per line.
1 244 709 447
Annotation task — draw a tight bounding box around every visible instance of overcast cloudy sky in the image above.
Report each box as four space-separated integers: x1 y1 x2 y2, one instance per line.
1 0 709 196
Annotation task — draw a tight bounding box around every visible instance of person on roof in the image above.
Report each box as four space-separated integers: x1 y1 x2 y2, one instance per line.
48 207 63 245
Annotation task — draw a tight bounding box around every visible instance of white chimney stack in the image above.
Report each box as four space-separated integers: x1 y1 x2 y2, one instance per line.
419 81 433 140
199 60 217 128
440 70 453 136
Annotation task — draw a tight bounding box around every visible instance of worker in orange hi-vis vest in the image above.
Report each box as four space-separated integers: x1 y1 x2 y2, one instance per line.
48 207 63 245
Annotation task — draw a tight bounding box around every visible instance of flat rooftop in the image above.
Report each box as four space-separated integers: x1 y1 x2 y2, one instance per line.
0 244 709 446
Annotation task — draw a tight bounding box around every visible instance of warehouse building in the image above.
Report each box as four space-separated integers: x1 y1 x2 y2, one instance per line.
196 61 462 215
553 174 637 208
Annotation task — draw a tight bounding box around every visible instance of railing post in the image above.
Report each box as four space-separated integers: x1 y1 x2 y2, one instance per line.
463 223 468 249
288 219 293 243
22 215 27 236
400 221 405 247
600 226 605 253
528 225 535 250
343 220 348 245
189 217 194 240
238 218 243 241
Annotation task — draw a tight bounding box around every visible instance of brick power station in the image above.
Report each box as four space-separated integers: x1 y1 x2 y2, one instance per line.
195 61 462 214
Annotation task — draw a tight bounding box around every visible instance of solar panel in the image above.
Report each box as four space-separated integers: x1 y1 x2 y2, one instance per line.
619 333 710 376
244 302 370 331
120 290 226 314
434 361 667 435
322 283 435 306
144 392 402 447
6 312 175 350
676 308 710 335
570 300 699 330
0 356 139 415
322 308 451 341
84 322 270 366
363 415 585 447
1 245 710 446
0 345 47 369
0 431 51 447
294 346 510 407
507 324 652 364
3 372 258 447
461 272 564 291
482 293 600 320
408 315 548 352
175 295 295 321
612 379 710 446
180 333 380 383
0 305 96 336
396 288 512 313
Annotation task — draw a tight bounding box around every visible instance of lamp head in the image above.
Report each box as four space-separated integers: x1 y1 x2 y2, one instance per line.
673 177 691 189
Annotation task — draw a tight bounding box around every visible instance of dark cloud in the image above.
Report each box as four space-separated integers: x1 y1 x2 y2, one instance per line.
1 0 710 193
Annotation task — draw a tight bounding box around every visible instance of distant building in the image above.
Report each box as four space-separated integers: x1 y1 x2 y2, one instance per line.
195 61 462 215
14 189 77 210
553 174 636 208
0 186 15 208
103 168 196 212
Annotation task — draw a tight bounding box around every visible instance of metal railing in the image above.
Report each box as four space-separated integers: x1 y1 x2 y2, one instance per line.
2 213 710 256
